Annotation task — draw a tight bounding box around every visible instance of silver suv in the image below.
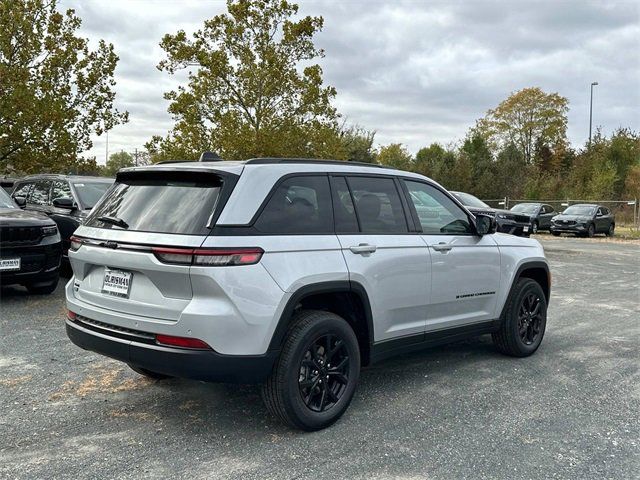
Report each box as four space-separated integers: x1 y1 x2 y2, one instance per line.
65 158 550 430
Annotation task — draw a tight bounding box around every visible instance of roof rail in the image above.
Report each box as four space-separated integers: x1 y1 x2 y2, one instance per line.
245 158 389 169
155 160 197 165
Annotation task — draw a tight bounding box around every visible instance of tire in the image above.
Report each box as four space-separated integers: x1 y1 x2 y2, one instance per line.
128 364 172 380
262 310 361 431
25 275 59 295
531 221 538 234
586 223 595 238
605 223 615 237
492 278 547 357
551 231 561 237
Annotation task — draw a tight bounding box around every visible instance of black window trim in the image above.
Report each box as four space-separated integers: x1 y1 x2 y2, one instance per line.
399 177 478 236
28 180 53 206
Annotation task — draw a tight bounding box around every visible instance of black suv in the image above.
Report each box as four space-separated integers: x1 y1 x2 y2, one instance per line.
550 204 615 237
451 191 531 237
0 188 62 293
12 175 113 258
510 203 557 234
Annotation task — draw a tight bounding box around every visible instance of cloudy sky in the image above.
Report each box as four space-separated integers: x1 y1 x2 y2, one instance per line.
60 0 640 163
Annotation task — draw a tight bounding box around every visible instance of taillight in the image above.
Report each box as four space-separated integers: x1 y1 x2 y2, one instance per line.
69 236 83 251
152 247 263 266
155 334 211 350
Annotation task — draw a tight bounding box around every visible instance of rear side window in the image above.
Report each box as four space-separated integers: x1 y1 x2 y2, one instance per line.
347 176 408 233
86 173 224 235
255 175 333 234
331 177 358 233
30 181 51 205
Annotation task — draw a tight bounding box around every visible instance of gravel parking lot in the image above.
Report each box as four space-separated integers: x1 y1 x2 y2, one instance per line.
1 236 638 480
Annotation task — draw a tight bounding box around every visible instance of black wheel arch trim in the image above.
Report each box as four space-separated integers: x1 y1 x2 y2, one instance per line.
267 280 375 364
499 261 551 321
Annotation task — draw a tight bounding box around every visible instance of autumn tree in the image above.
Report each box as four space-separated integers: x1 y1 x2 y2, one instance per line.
476 87 568 165
103 151 134 177
0 0 128 174
375 143 412 170
147 0 341 161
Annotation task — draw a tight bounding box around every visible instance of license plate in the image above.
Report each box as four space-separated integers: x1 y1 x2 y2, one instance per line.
523 226 529 233
0 258 20 271
102 268 132 298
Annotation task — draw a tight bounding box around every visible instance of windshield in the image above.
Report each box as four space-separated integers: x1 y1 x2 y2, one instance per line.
0 188 16 208
511 204 539 214
563 205 596 216
452 192 490 209
86 172 224 235
72 181 113 209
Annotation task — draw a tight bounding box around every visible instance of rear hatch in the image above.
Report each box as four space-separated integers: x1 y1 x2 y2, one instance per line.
69 168 237 321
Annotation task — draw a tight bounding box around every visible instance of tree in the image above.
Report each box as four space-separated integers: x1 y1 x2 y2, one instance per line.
0 0 128 174
339 125 376 163
103 151 134 176
476 87 568 164
147 0 340 161
375 143 412 170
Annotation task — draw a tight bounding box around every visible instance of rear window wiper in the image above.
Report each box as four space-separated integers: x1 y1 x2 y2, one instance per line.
97 215 129 229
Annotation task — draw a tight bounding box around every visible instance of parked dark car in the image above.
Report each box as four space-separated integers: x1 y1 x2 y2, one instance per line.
11 175 113 258
510 203 557 234
451 191 531 236
0 188 62 293
1 176 17 193
550 204 615 237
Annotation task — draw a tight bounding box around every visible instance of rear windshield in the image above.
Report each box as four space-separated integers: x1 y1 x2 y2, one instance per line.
85 173 224 235
72 181 114 209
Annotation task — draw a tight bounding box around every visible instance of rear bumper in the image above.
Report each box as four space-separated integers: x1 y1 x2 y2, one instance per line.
66 317 278 384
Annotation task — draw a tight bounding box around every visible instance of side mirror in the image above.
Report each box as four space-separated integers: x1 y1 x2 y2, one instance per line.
53 197 75 209
13 196 26 207
475 213 496 236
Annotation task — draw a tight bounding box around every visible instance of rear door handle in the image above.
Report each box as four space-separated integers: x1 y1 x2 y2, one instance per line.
349 243 377 255
432 242 453 252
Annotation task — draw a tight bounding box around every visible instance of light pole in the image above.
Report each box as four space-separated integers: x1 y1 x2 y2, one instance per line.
589 81 598 147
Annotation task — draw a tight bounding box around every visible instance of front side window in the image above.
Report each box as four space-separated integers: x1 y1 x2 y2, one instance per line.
255 175 333 234
347 176 408 233
71 181 113 209
404 180 473 234
12 182 32 200
86 173 223 235
29 181 51 205
52 181 73 202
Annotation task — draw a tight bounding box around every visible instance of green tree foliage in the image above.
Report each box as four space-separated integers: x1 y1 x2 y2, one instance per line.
376 143 413 170
147 0 341 161
0 0 128 174
103 151 134 177
339 125 376 163
476 87 568 165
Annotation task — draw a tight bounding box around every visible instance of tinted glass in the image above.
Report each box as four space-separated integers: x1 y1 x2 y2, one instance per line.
86 173 223 234
545 205 555 213
12 183 32 199
52 181 73 202
451 191 490 209
30 181 51 205
72 181 113 209
331 177 358 233
255 175 332 234
405 181 473 234
347 176 408 233
0 188 16 208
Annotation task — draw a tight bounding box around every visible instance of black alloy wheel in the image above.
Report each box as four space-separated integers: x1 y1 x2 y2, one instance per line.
517 292 543 346
298 334 350 413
